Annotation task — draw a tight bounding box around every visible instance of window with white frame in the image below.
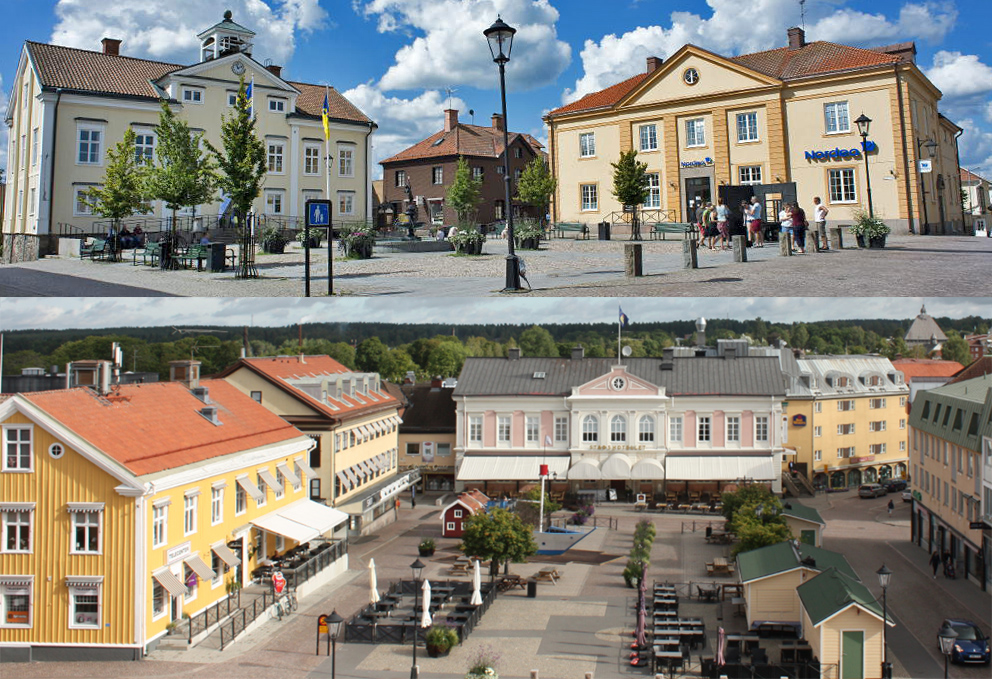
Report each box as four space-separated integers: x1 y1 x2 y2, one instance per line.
838 423 855 435
580 184 598 211
579 132 595 157
268 97 286 113
814 402 822 413
838 400 855 411
3 426 32 471
870 398 887 409
900 419 906 429
152 504 167 548
72 511 101 554
437 443 451 457
726 416 740 443
814 450 822 461
28 187 36 216
211 550 224 587
514 168 522 182
20 134 26 167
828 168 857 203
304 145 322 175
267 142 284 173
337 191 355 215
151 579 166 618
869 420 886 432
526 416 539 443
256 473 267 506
184 563 197 603
2 508 32 553
274 470 285 500
900 440 906 451
235 484 246 515
182 88 204 104
338 144 354 177
514 147 523 158
432 166 443 184
669 416 683 443
2 581 31 627
644 173 661 208
739 166 762 185
211 487 223 525
469 416 482 443
134 132 155 165
275 534 285 552
639 124 658 152
869 443 887 455
183 494 197 536
610 415 627 442
899 396 907 407
227 91 238 107
736 112 759 142
555 416 568 442
73 186 96 216
453 509 463 518
31 128 39 167
69 584 100 628
395 170 407 187
638 416 655 442
77 125 103 165
446 522 456 531
264 190 284 215
697 416 711 442
755 416 769 442
685 118 705 147
497 416 511 442
823 101 850 134
814 426 822 437
472 167 484 181
582 415 599 442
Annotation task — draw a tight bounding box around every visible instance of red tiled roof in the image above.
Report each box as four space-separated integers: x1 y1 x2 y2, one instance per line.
547 40 900 118
288 81 371 124
892 358 964 379
948 356 992 384
22 380 306 477
453 489 489 514
960 168 989 184
380 123 543 164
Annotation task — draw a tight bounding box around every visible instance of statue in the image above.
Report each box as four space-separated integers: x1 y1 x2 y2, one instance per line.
404 183 419 240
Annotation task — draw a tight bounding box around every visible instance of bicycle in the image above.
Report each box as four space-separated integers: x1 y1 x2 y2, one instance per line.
285 589 298 612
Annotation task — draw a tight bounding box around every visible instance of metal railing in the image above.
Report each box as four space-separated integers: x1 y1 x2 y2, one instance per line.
218 590 271 651
606 208 678 225
187 586 241 644
282 540 348 590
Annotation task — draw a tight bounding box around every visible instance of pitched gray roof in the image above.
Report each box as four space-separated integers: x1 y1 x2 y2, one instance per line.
909 373 992 451
452 356 788 398
905 305 948 343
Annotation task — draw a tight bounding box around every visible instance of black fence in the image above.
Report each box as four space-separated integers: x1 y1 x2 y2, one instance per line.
218 590 272 651
187 586 241 644
282 540 348 590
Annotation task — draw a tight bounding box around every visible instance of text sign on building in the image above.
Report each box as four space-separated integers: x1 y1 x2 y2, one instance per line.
680 157 714 168
167 541 192 565
306 199 331 228
804 140 878 161
791 414 807 427
918 159 933 174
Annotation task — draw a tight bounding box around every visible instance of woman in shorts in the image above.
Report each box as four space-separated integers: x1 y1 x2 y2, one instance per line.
779 203 793 249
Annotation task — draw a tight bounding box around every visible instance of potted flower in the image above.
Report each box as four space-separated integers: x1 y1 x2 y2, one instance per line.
465 644 501 679
261 225 286 254
849 209 891 249
296 227 323 249
449 225 486 255
418 538 436 557
343 225 376 259
424 624 459 657
513 220 543 250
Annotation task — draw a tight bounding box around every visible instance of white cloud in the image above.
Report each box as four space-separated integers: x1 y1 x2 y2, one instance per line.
986 102 992 125
811 2 956 45
356 0 570 92
50 0 327 67
957 118 992 177
925 51 992 100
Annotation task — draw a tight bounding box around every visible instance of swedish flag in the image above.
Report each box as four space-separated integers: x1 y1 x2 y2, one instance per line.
619 307 630 328
322 91 330 141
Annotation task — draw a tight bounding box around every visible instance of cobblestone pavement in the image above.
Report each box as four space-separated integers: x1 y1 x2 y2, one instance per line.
2 234 989 297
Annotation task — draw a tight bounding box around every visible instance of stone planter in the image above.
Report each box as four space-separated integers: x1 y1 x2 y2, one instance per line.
458 240 484 255
426 645 450 658
418 547 435 557
263 239 286 254
517 237 540 250
855 234 867 249
348 242 374 259
868 235 887 249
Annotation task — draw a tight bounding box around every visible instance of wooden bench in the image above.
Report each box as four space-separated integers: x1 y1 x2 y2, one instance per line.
177 244 210 270
132 241 162 266
553 222 589 239
80 238 108 260
648 223 692 240
497 574 527 592
535 567 560 584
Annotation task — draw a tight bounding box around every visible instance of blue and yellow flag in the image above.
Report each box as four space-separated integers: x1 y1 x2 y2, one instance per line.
619 306 630 328
321 90 330 141
245 76 254 118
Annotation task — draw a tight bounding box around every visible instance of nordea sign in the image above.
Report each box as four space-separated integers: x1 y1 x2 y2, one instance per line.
804 140 877 161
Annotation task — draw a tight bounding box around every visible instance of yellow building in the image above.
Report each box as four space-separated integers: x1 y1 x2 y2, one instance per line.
785 356 910 489
0 362 347 660
544 27 963 235
3 10 376 262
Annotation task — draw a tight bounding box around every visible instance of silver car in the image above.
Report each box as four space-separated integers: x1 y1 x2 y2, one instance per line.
858 483 886 498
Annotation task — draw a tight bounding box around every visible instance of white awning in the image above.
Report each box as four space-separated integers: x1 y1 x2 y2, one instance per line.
389 415 402 427
600 453 633 480
567 458 602 480
666 455 777 481
0 502 35 512
184 554 216 581
278 498 348 535
295 457 317 480
237 475 265 502
631 458 666 480
152 568 188 598
366 457 381 472
276 462 301 488
251 513 319 544
372 421 383 435
66 502 105 513
211 543 241 568
345 468 359 486
336 471 352 491
456 456 570 481
258 468 281 492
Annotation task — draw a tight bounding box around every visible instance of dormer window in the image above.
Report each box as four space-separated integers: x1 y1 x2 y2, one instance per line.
182 88 204 104
533 372 546 379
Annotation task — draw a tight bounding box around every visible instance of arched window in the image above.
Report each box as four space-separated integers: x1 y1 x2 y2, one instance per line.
638 416 655 442
610 415 626 442
582 415 599 442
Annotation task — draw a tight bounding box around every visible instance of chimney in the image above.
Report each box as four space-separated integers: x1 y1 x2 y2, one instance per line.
169 360 201 389
191 386 211 403
695 317 707 348
491 113 504 132
724 347 737 361
787 27 806 51
199 405 221 425
404 370 416 385
646 56 663 73
101 38 122 56
430 376 443 389
265 64 282 78
661 347 674 371
508 348 521 361
571 346 585 361
444 109 459 132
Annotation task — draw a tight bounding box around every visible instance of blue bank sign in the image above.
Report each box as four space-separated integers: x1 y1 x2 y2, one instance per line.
804 140 878 161
681 157 714 168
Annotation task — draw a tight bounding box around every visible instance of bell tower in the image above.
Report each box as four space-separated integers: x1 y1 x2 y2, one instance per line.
197 10 255 62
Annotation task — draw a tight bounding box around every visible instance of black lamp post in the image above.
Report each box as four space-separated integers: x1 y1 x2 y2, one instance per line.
855 113 874 218
916 138 938 235
410 558 425 679
484 16 522 292
876 564 892 679
938 621 958 679
327 609 344 679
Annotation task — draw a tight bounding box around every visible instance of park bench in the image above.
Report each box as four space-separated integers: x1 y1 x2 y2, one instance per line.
552 222 589 239
132 241 162 267
176 244 210 271
80 238 108 260
648 222 693 240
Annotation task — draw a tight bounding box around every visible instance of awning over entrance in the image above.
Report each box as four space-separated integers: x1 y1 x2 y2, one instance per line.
212 542 241 568
456 456 570 481
251 514 319 544
279 498 348 535
631 458 666 480
666 455 776 481
567 458 601 480
152 567 188 597
185 554 216 581
600 453 633 480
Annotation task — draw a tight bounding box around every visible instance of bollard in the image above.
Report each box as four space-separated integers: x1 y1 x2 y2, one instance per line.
830 226 844 250
732 235 747 262
624 243 643 277
779 233 792 256
531 671 539 679
682 239 698 269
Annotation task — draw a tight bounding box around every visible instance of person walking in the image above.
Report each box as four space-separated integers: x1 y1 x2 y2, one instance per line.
887 499 894 516
749 196 764 247
812 196 829 250
715 199 730 250
929 550 941 578
791 202 809 254
698 203 711 249
695 202 706 245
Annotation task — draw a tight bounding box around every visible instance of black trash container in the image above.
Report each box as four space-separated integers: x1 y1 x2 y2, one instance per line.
527 578 537 598
706 525 712 538
598 221 611 240
158 241 172 269
207 242 227 271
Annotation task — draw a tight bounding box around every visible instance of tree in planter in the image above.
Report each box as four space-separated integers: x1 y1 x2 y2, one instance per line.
208 77 266 231
516 156 557 229
424 624 458 656
611 149 649 240
81 128 152 259
460 507 536 575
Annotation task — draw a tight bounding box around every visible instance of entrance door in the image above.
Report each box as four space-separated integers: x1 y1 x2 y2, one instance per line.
685 177 711 221
170 595 180 622
841 630 864 679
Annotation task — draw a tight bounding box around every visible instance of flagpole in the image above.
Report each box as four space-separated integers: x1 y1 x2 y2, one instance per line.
324 86 331 204
618 303 622 365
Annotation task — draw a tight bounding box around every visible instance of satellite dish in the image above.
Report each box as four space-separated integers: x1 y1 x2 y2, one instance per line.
621 345 633 357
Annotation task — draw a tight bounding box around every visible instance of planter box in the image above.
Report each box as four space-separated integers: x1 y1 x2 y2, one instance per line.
348 242 374 259
516 237 540 250
458 241 484 255
868 235 887 249
418 547 435 557
855 234 866 249
263 240 286 254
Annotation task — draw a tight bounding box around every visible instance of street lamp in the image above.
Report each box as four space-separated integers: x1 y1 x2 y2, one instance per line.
484 16 523 292
410 558 425 679
876 564 892 679
938 621 958 679
916 138 938 235
327 609 344 679
855 113 875 218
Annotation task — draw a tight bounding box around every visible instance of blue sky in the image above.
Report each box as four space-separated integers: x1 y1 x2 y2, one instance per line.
2 0 991 178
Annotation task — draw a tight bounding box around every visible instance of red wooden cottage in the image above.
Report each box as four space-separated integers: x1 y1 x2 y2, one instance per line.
441 489 490 538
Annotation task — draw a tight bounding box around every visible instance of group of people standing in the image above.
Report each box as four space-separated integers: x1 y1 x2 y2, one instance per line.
693 196 831 253
929 549 957 579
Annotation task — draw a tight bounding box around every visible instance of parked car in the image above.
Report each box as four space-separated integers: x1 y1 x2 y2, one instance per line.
881 479 907 493
901 489 913 502
858 483 887 498
938 619 991 664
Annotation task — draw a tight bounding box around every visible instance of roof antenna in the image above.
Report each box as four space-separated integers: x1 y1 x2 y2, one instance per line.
444 86 457 110
799 0 806 31
469 109 475 124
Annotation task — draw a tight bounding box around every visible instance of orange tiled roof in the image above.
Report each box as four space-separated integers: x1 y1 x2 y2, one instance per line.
24 42 370 124
960 168 989 184
380 123 543 164
455 489 489 514
891 358 964 379
948 356 992 384
547 72 649 117
22 380 306 477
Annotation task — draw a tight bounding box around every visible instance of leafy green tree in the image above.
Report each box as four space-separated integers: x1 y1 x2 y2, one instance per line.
424 342 467 377
731 507 794 556
209 77 267 225
82 128 152 239
611 149 649 238
721 484 778 522
380 348 418 382
446 156 482 225
516 486 562 527
355 337 390 373
942 330 971 365
324 341 357 369
460 507 537 574
791 324 809 350
517 325 557 357
515 156 557 228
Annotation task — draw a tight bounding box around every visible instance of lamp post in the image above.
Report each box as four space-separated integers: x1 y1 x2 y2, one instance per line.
410 558 425 679
855 114 875 218
916 138 938 235
876 564 892 679
938 621 958 679
484 16 522 292
327 609 344 679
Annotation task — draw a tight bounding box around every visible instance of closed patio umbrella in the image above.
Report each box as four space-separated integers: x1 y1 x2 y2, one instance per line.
716 626 726 666
470 559 483 606
368 558 380 606
420 578 432 628
635 568 647 648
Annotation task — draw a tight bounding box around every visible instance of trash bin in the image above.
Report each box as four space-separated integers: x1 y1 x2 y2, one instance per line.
207 242 227 271
706 526 712 538
597 222 611 240
527 579 537 598
158 241 172 269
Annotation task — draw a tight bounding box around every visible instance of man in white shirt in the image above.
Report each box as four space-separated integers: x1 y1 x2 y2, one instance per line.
812 196 829 250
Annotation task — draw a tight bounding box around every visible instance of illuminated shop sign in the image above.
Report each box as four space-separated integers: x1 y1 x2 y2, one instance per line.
681 157 714 168
804 141 877 161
